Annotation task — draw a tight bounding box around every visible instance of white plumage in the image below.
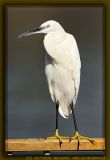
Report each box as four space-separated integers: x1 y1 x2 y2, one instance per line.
18 20 81 119
18 20 95 145
43 20 81 118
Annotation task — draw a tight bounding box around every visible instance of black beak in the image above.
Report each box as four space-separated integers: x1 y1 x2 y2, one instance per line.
17 26 45 38
31 26 45 32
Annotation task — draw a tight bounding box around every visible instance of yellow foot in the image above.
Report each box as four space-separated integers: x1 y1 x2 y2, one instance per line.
70 131 95 149
46 129 70 147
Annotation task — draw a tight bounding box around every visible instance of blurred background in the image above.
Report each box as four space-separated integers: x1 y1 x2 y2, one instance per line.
6 6 104 139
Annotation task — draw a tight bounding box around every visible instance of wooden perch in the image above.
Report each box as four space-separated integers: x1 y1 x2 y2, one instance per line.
5 138 105 151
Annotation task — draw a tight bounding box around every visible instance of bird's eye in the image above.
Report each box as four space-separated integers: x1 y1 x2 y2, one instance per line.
46 24 50 28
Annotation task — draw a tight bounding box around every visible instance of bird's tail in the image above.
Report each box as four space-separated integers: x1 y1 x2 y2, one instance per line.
58 105 72 119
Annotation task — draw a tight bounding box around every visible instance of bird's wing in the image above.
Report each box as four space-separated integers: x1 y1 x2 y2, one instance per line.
58 33 81 74
60 34 81 105
70 36 81 103
70 46 81 106
73 69 80 106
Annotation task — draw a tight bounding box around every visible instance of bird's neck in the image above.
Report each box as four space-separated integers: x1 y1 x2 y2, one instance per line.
43 30 66 61
44 30 66 44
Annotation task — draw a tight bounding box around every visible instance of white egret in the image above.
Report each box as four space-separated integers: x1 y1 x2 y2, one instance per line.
18 20 94 147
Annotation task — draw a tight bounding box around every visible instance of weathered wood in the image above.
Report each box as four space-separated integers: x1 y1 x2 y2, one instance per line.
5 138 105 151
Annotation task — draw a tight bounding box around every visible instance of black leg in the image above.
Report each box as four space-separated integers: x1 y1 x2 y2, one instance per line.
71 103 78 132
71 103 94 149
55 103 62 148
71 102 80 150
56 103 59 130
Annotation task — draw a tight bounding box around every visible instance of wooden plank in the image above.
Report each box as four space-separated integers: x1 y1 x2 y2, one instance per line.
5 138 105 151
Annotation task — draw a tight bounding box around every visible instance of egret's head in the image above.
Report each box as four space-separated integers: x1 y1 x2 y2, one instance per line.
18 20 64 38
40 20 64 33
